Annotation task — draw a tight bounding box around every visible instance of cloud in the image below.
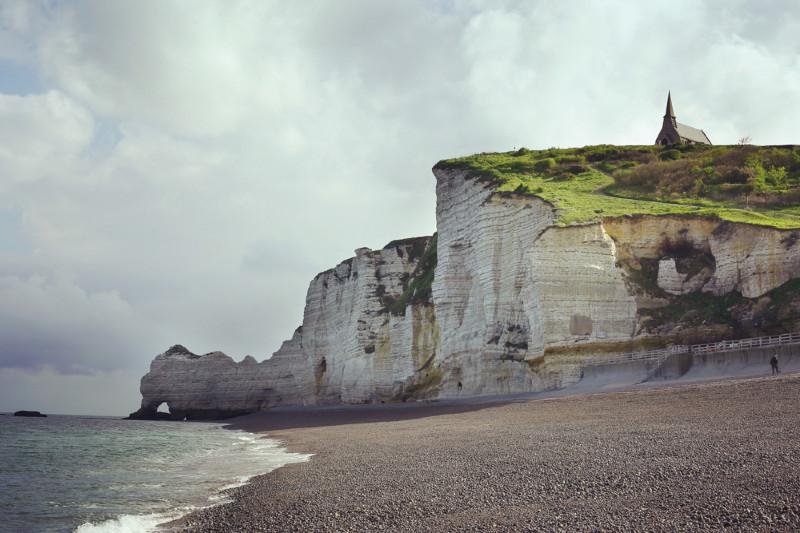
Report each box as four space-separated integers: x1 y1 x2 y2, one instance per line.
0 90 92 187
0 275 148 373
1 0 799 413
0 0 40 63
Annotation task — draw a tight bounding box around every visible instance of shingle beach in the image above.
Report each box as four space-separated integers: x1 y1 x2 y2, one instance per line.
168 374 800 532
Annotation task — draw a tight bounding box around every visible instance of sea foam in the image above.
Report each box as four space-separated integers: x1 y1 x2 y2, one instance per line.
75 511 181 533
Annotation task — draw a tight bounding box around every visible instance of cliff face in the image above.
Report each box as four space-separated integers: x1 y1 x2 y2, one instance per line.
130 238 439 419
131 168 800 419
431 168 559 396
603 216 800 299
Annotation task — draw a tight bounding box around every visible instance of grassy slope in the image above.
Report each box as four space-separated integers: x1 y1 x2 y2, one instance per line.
435 144 800 229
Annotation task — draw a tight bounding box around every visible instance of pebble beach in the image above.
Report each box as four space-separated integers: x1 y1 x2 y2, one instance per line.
168 374 800 532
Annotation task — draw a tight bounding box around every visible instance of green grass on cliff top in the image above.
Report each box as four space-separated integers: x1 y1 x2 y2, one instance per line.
435 144 800 229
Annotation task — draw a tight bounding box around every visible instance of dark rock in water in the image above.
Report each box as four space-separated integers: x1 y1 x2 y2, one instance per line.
14 410 47 417
125 406 170 420
125 409 174 421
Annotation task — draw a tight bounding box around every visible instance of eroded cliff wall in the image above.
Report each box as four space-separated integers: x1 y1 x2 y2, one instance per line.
130 237 439 419
132 167 800 418
432 168 559 397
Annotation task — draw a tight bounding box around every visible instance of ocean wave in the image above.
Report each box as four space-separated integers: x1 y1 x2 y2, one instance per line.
75 510 184 533
216 474 255 493
71 429 311 532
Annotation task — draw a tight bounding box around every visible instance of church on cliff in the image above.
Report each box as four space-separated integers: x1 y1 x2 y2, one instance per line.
655 92 711 145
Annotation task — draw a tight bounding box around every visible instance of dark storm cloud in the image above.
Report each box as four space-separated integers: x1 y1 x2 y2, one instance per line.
0 275 147 373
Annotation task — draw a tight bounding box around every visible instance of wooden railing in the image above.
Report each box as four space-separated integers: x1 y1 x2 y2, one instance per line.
688 332 800 355
584 332 800 366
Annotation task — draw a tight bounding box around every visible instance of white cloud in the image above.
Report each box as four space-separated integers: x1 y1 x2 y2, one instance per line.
0 91 92 186
36 1 310 138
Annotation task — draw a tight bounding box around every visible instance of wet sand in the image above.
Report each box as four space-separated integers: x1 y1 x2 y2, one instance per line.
169 374 800 531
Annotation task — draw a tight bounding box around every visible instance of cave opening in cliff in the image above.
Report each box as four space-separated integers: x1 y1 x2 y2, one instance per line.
156 402 169 415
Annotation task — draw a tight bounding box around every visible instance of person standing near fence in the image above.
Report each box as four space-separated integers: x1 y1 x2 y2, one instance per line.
771 354 780 375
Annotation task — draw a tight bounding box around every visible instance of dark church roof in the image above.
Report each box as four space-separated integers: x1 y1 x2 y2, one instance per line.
675 122 712 144
655 92 711 145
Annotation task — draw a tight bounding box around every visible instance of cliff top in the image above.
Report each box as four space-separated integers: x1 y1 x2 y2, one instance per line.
161 344 202 359
435 144 800 229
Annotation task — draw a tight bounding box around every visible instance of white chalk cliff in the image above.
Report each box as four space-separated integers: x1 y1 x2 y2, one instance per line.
130 166 800 419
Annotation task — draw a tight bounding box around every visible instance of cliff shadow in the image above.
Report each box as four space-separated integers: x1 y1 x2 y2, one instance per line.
220 397 525 433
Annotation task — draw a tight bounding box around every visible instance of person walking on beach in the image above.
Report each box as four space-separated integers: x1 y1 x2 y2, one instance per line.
770 354 780 375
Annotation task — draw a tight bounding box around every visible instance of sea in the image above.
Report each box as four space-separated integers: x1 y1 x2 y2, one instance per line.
0 413 311 532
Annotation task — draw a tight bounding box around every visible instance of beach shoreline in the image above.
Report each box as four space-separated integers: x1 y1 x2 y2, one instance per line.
165 373 800 531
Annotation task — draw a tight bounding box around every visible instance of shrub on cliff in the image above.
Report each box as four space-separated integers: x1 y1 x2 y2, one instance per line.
533 158 556 172
381 234 438 316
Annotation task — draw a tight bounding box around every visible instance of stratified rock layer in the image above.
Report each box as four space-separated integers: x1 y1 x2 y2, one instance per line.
130 238 438 419
131 168 800 418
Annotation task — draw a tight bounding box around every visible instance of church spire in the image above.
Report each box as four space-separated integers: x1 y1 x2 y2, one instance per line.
655 91 711 146
665 91 676 118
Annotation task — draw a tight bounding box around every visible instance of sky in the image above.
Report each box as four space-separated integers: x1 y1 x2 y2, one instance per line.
1 0 799 416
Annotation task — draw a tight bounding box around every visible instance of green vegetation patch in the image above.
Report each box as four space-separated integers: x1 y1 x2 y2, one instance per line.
642 291 747 330
382 234 438 316
435 145 800 229
637 277 800 338
757 278 800 332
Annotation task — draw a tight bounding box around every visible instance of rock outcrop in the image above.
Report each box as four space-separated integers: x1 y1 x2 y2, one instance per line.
603 216 800 299
129 237 439 419
131 166 800 419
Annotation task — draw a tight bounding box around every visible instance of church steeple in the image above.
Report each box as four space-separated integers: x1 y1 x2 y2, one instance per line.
664 91 677 128
655 91 711 146
665 91 675 117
